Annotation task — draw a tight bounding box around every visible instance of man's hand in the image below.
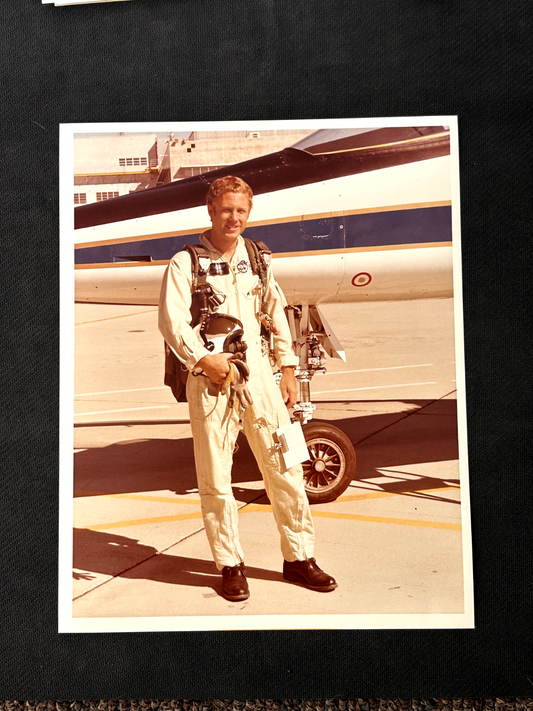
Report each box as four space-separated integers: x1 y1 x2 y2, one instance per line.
279 366 298 408
221 360 253 410
196 352 234 384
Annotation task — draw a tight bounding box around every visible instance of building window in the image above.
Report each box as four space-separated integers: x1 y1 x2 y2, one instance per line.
119 157 148 167
96 192 120 201
74 193 87 205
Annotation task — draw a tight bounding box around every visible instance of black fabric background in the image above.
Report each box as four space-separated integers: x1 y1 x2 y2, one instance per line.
1 0 531 700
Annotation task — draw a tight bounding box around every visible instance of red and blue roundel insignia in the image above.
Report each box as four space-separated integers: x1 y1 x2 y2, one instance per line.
237 260 249 273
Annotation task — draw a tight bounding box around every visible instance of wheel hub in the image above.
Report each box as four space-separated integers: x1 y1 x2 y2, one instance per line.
301 424 356 504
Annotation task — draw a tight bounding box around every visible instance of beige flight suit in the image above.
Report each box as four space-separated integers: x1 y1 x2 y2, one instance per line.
158 231 315 569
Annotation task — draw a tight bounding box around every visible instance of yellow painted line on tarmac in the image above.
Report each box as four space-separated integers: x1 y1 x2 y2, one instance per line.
75 486 461 531
239 504 272 514
80 506 460 532
335 485 460 503
310 510 461 530
336 491 407 503
238 503 461 530
81 511 205 531
74 490 202 505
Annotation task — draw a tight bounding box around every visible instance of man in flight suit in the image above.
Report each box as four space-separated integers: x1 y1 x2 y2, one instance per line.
158 176 337 601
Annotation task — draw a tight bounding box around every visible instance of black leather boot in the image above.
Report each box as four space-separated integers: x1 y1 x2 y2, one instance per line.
221 562 250 601
283 557 337 592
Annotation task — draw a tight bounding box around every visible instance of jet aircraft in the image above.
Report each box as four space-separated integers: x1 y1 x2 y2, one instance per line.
73 125 455 503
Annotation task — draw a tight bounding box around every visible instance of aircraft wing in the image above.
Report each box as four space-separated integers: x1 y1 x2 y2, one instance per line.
74 126 450 230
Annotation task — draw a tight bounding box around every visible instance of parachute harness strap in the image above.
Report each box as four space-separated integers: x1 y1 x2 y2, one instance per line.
244 239 271 314
184 244 218 330
244 239 276 353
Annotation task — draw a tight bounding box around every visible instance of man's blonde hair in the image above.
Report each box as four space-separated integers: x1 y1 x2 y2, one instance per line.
206 176 253 210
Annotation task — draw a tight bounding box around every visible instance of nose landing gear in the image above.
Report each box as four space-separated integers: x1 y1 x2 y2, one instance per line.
285 305 357 504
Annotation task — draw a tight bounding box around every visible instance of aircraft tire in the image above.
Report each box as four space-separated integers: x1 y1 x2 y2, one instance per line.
301 421 356 504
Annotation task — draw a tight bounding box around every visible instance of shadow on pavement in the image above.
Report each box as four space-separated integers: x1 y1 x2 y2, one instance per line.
73 528 283 591
74 398 459 502
72 398 461 591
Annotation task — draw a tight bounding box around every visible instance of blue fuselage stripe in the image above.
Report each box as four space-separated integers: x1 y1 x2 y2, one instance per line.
74 205 452 265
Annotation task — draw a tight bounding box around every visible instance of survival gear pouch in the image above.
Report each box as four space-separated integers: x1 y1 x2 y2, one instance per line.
164 239 271 403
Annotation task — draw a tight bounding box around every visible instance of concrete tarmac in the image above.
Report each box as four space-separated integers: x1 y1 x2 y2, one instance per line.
68 297 472 629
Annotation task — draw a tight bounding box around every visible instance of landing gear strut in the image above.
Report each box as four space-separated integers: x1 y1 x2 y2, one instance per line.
285 305 357 504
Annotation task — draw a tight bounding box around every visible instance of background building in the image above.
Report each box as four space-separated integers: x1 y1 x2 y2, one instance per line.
73 134 160 206
73 129 314 206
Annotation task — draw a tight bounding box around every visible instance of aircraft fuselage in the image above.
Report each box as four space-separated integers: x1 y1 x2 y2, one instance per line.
74 155 454 306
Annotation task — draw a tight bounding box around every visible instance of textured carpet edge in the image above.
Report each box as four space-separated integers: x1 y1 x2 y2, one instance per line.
1 700 533 711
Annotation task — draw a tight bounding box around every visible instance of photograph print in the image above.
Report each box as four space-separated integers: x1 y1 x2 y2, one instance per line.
59 118 472 632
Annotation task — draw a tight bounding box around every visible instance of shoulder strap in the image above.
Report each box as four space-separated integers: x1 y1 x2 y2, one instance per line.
244 238 272 313
251 239 272 263
182 244 211 289
244 238 271 287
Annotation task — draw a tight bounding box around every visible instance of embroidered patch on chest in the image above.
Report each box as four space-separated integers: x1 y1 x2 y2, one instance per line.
236 259 250 273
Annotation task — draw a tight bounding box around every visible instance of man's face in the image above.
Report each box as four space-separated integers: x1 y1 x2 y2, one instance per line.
208 191 251 249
